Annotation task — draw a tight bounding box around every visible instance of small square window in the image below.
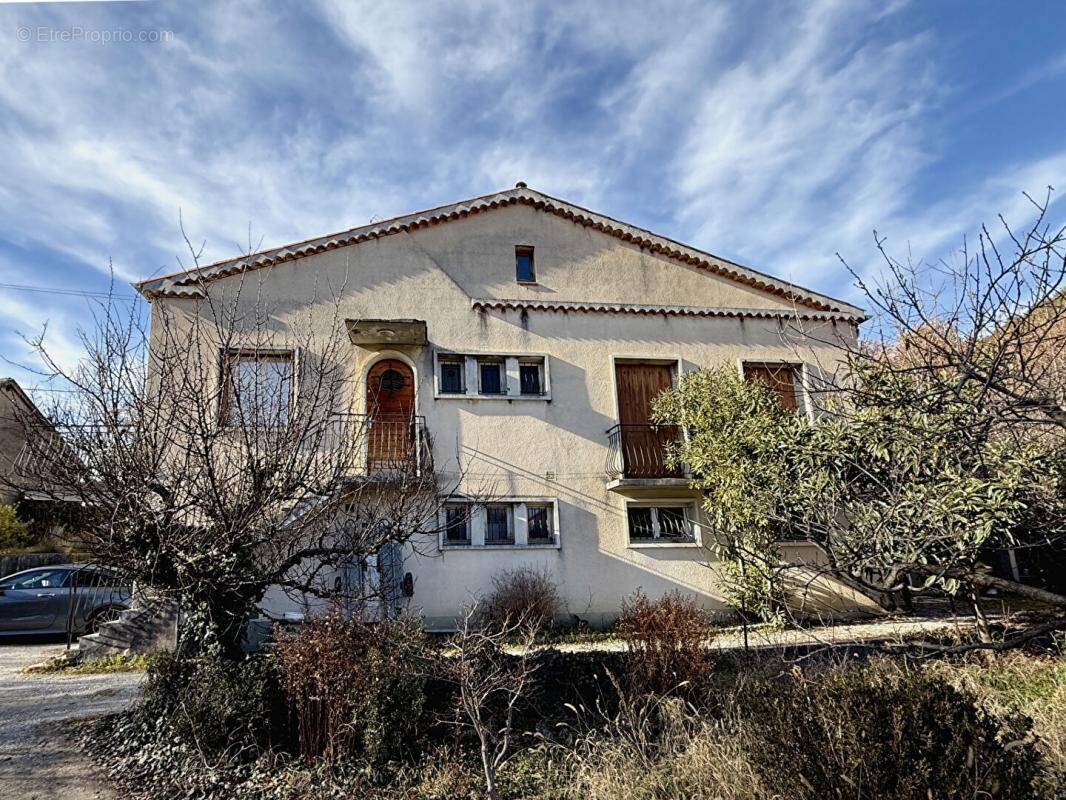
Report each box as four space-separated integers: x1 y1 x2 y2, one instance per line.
519 361 543 395
743 362 799 411
440 358 465 394
444 504 470 546
527 504 553 543
221 350 294 427
479 360 505 395
485 505 514 544
515 246 536 283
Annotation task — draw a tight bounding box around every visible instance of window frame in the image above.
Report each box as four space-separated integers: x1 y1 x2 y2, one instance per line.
442 502 472 547
518 358 545 396
738 359 806 415
515 245 536 284
625 501 701 548
433 351 551 401
438 357 466 395
477 358 506 396
439 498 560 550
525 502 555 544
218 348 297 429
484 503 515 545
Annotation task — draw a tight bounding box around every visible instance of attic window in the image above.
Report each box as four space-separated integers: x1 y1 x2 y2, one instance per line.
515 246 536 283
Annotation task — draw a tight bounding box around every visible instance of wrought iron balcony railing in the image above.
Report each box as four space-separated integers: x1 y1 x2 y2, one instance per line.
605 423 686 481
321 413 431 477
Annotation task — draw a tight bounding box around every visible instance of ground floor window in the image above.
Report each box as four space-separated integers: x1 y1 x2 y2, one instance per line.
443 503 471 546
526 503 554 543
485 504 515 544
439 499 559 549
626 502 698 545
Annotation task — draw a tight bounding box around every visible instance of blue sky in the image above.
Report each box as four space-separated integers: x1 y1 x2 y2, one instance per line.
1 0 1065 394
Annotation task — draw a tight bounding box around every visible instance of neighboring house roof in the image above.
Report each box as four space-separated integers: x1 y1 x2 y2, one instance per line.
134 184 865 320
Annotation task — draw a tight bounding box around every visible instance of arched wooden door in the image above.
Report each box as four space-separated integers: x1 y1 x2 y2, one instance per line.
365 359 415 470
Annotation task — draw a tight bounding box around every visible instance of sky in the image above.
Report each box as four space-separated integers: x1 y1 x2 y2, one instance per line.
1 0 1065 396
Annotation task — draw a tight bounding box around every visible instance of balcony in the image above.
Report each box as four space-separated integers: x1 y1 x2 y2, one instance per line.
605 423 691 494
322 413 431 479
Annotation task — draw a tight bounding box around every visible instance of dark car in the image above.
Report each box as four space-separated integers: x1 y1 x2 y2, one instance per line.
0 564 131 636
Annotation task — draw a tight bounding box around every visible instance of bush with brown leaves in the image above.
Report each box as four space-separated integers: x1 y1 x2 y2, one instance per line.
616 590 713 696
275 610 427 764
480 566 562 630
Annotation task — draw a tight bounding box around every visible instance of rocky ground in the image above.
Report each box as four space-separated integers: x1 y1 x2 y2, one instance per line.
0 638 141 800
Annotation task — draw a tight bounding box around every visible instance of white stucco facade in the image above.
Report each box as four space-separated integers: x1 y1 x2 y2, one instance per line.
137 186 875 629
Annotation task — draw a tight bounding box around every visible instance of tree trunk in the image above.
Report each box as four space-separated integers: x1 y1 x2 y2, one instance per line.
480 736 497 800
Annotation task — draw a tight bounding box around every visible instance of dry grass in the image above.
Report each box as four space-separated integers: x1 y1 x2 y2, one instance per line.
932 652 1066 789
555 695 767 800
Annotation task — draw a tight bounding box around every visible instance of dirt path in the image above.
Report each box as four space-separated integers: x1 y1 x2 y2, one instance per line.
0 639 142 800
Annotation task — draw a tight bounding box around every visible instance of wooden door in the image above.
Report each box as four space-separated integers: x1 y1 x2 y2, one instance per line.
366 359 414 469
614 363 681 478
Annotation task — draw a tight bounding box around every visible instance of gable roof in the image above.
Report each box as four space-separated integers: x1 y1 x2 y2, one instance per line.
134 184 865 320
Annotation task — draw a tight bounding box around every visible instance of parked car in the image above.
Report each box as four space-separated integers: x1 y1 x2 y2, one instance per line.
0 564 131 636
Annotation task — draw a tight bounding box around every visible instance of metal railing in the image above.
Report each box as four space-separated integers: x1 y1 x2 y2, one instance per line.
321 413 431 477
605 423 686 480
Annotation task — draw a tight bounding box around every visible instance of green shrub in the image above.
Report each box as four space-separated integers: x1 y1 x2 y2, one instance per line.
738 660 1041 799
137 651 285 755
0 504 30 551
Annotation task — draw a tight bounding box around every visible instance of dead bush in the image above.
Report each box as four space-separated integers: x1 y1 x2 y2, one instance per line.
480 566 562 630
616 590 713 696
275 610 427 764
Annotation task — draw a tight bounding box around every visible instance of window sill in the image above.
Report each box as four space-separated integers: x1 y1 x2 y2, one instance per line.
628 540 701 549
433 393 551 402
440 543 561 551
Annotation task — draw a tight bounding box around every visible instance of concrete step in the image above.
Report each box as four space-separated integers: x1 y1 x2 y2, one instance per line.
78 598 178 659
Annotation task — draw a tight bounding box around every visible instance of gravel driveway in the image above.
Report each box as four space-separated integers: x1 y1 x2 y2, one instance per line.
0 639 142 800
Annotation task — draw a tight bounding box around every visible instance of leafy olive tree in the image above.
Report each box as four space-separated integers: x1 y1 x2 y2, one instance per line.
656 362 1066 643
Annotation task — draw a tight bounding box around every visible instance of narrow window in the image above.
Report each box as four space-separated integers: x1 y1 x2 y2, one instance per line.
485 504 514 544
519 360 543 395
515 246 536 283
526 504 554 543
627 506 655 541
478 359 505 395
439 358 465 394
743 362 799 411
443 503 470 546
221 351 294 427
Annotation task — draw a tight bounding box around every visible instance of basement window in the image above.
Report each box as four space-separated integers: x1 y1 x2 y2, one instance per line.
515 246 536 283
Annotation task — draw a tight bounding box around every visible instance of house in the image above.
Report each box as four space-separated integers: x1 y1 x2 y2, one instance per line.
0 378 58 506
134 184 875 629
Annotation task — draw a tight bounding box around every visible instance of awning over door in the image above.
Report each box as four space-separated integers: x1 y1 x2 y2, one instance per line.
345 319 427 348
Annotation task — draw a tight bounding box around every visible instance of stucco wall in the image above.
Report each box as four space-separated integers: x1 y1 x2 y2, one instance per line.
150 203 866 628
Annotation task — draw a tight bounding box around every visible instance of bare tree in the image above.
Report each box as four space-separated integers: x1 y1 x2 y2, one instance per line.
441 604 541 800
842 187 1066 436
3 266 458 658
